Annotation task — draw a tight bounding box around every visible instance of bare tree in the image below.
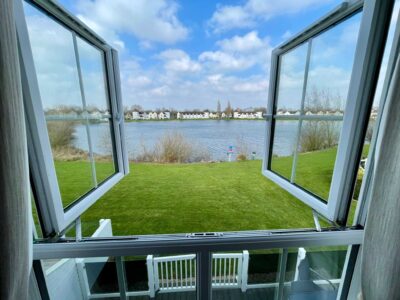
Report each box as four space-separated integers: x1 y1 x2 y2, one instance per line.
225 101 233 118
217 100 221 118
304 86 343 113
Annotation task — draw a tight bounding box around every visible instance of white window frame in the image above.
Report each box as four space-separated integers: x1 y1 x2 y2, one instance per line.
15 0 129 234
20 0 397 298
263 0 394 224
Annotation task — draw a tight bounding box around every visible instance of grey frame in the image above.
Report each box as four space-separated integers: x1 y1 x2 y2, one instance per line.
15 0 128 235
263 0 394 224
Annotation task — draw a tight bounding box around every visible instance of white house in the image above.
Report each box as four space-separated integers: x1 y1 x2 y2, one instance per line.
255 111 263 119
132 111 140 120
148 112 158 119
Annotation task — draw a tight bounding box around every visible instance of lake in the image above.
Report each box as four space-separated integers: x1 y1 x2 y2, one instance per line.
74 120 298 161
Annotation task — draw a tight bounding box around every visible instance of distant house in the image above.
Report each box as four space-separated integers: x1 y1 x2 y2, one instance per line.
255 112 263 119
148 112 158 119
132 111 140 120
209 112 218 118
158 112 171 119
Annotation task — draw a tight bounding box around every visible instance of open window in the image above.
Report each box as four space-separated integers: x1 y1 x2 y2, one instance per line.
16 0 128 234
263 0 391 224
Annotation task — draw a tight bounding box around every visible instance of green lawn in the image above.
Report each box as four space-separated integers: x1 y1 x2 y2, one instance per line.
49 147 360 237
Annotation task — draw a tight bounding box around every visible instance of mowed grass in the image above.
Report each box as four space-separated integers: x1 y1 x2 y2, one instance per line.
52 147 359 237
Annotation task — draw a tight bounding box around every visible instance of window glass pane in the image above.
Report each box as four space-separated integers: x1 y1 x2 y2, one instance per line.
76 37 109 112
293 14 361 201
276 43 308 112
124 254 197 299
270 120 298 180
49 121 94 205
76 36 116 185
24 3 95 208
295 120 342 200
211 246 347 299
89 120 116 184
304 13 361 114
283 246 346 299
40 257 121 299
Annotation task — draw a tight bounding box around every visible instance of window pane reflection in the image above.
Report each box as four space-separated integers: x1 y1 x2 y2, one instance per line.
304 13 361 114
276 43 308 113
270 120 298 180
295 120 342 200
212 246 346 300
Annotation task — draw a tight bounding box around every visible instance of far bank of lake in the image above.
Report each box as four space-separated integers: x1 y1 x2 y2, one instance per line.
74 120 298 161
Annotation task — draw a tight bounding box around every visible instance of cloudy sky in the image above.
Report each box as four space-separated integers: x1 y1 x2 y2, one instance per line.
26 0 367 111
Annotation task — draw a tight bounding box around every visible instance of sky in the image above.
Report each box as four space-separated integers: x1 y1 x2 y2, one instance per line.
26 0 371 111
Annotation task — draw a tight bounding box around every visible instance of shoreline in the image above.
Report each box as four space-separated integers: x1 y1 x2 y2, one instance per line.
124 118 266 122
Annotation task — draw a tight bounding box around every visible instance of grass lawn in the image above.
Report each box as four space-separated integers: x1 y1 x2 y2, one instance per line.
50 147 359 237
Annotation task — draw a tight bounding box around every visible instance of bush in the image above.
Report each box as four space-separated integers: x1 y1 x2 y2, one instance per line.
236 154 247 161
235 135 249 161
47 121 76 149
299 121 340 152
135 131 210 163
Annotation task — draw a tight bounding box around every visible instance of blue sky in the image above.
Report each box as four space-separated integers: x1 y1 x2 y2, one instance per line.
31 0 361 110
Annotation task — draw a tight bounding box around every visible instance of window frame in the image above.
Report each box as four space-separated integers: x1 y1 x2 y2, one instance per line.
19 0 397 299
263 0 393 224
15 0 129 235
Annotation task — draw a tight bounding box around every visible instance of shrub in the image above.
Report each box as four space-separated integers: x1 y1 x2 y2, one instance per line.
47 121 76 149
235 135 249 161
135 131 210 163
236 154 247 161
299 121 340 152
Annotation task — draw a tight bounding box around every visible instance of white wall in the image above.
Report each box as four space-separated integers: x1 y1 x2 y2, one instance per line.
44 219 113 300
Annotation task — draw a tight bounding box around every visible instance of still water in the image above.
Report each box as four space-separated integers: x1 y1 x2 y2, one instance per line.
75 120 298 161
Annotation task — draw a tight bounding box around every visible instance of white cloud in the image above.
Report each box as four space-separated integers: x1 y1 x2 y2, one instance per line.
158 49 201 73
208 5 253 33
217 31 265 53
208 0 335 33
234 80 268 92
199 31 272 72
118 55 270 110
199 51 254 71
75 0 188 47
